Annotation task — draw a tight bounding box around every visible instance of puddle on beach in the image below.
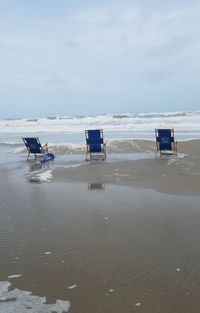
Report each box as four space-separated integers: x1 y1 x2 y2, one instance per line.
24 152 153 184
0 145 199 312
1 175 200 312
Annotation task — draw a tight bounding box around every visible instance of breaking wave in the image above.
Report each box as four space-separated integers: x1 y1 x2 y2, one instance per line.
0 110 200 144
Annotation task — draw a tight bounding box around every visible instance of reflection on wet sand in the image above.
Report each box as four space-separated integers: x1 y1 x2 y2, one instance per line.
25 159 54 183
27 160 43 172
27 159 53 173
88 183 105 191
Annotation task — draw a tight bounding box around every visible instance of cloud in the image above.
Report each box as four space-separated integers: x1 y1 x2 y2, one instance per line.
148 36 193 58
0 0 200 116
63 40 80 48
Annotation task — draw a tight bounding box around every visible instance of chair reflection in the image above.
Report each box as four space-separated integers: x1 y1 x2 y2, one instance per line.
27 159 50 172
88 183 105 191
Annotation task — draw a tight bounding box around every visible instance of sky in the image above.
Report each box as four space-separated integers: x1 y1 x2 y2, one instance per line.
0 0 200 118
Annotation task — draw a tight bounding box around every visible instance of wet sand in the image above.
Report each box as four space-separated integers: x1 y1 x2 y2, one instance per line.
0 140 200 312
49 139 200 196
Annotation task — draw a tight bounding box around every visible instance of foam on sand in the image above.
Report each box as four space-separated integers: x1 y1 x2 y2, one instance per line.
8 274 22 279
0 281 70 312
29 170 53 183
68 284 77 290
64 163 84 168
37 170 53 182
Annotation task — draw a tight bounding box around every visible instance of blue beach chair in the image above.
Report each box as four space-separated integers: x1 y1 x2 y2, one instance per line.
85 129 106 161
22 137 48 160
155 129 178 156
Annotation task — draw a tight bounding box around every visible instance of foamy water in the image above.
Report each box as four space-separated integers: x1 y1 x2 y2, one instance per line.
0 282 70 313
0 110 200 145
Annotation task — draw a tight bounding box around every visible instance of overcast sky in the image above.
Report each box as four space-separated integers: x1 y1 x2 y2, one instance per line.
0 0 200 118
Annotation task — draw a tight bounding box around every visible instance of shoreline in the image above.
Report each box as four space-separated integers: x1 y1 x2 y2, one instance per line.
2 138 200 155
18 138 200 197
1 138 199 196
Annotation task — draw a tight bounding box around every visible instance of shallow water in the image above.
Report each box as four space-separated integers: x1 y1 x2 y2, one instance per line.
1 149 200 312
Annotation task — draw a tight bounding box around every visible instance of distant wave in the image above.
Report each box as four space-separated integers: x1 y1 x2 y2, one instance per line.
0 110 199 122
26 118 38 122
113 111 199 119
1 110 200 122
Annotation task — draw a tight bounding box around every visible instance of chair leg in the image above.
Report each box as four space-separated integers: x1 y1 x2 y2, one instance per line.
86 151 90 161
174 142 178 156
154 150 158 159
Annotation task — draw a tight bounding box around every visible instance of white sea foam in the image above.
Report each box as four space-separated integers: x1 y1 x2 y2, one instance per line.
0 282 11 294
1 111 200 144
68 284 77 290
49 143 85 151
37 170 53 182
29 170 53 183
12 147 25 153
8 274 22 279
0 281 70 312
64 163 84 168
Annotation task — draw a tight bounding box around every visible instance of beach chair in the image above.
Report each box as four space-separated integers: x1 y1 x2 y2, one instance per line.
22 137 48 160
155 129 178 156
85 129 106 161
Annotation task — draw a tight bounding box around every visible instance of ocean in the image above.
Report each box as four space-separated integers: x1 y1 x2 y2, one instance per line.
0 110 200 145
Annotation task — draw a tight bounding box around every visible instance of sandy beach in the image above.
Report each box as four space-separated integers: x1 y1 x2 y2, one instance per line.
0 139 200 312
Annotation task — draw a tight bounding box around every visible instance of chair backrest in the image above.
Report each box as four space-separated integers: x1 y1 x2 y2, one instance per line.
85 129 104 152
155 129 174 151
22 137 44 154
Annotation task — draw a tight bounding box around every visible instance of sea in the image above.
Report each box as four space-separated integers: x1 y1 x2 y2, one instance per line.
0 110 200 146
